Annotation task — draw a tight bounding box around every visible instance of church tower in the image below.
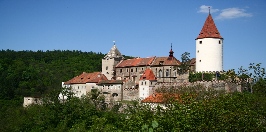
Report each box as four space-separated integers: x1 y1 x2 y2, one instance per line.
102 42 124 80
196 11 223 72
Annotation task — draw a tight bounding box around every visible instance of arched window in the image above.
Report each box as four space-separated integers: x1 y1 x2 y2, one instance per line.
159 69 162 77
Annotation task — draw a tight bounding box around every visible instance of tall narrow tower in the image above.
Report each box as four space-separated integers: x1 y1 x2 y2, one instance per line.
196 12 223 72
102 42 124 80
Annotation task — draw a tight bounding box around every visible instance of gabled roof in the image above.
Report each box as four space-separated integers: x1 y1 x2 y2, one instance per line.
64 72 108 84
116 57 155 67
104 44 124 59
151 57 181 66
196 14 223 39
141 93 180 103
140 68 157 81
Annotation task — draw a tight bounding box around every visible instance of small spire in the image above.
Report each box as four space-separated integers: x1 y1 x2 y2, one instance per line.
171 43 172 50
208 7 210 15
169 43 174 57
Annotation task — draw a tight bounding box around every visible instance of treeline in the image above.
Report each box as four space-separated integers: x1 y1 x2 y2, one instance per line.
1 86 266 131
0 49 107 100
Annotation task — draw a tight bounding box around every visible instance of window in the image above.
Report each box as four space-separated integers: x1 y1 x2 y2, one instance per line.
131 69 133 72
199 60 201 62
199 41 202 44
159 69 162 77
120 69 122 73
145 81 146 85
106 66 108 70
166 69 169 77
135 68 137 72
219 40 221 44
141 82 143 85
197 50 199 53
127 68 129 72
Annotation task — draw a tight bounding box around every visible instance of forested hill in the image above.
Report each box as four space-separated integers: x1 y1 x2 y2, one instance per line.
0 49 123 100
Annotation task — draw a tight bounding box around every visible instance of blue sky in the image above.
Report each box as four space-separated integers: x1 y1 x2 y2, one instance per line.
0 0 265 71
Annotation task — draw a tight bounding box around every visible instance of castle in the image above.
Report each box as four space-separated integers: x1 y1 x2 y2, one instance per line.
59 12 225 103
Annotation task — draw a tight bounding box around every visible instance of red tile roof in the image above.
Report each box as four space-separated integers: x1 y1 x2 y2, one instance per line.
140 68 157 80
64 72 108 84
196 14 223 39
190 58 196 66
116 57 155 67
141 93 180 103
151 57 181 66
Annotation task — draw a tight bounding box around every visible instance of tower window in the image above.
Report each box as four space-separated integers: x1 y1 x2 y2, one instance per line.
219 40 221 44
199 60 201 62
199 41 202 44
106 66 108 70
197 50 199 53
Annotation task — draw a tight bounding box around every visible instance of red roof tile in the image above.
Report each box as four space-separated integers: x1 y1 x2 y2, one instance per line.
196 14 223 39
116 57 155 67
141 93 180 103
140 68 157 80
190 58 196 65
64 72 108 84
151 57 181 66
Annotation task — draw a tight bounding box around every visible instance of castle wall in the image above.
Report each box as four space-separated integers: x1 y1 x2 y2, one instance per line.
122 81 139 101
99 83 123 102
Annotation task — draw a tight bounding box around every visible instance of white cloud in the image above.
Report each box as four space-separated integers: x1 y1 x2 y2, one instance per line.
216 8 252 19
198 5 219 14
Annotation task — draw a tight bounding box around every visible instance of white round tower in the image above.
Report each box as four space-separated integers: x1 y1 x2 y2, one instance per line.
196 13 223 72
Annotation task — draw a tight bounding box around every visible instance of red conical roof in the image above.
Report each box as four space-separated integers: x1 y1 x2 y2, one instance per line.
196 14 223 39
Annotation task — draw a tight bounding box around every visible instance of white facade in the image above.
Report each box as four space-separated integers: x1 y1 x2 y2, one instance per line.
139 80 156 100
196 38 223 72
61 82 98 99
